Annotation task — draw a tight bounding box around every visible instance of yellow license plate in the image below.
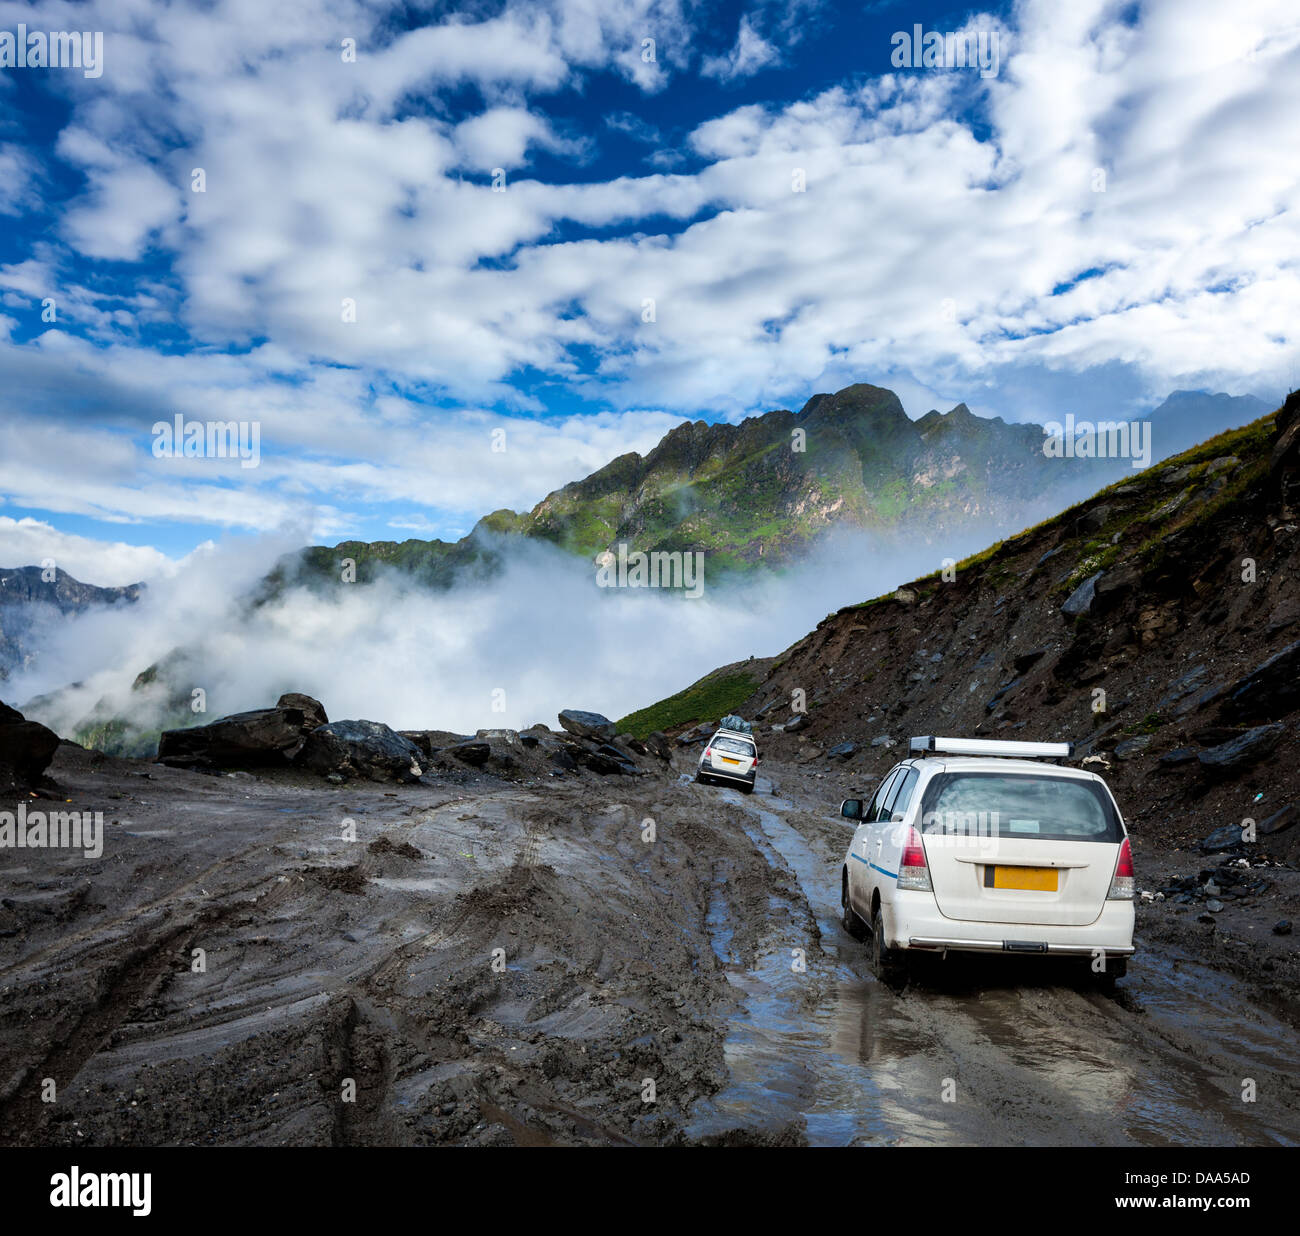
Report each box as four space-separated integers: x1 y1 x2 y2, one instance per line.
721 757 739 764
989 865 1057 891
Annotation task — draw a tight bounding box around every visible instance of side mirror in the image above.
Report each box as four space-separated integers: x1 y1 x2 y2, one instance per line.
890 810 907 825
840 799 863 820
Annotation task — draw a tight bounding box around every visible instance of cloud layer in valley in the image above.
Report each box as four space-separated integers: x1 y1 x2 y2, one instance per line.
11 516 1012 741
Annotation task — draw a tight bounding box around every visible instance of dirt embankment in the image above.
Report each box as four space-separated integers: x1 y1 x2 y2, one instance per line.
717 402 1300 1005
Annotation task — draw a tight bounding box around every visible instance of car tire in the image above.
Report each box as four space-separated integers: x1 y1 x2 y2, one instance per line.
870 903 908 988
1092 957 1126 990
841 879 867 941
741 781 754 795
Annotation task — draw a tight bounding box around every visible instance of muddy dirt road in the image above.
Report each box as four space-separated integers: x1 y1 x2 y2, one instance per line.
1 746 1296 1146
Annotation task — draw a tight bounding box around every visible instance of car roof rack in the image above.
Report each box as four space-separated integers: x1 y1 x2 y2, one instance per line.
909 736 1074 761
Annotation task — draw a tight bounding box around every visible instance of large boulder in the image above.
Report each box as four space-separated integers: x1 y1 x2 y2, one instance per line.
157 696 325 769
1061 572 1103 617
298 719 424 782
449 741 491 766
644 731 673 762
399 731 439 759
1197 724 1286 775
558 709 616 741
0 700 60 790
276 693 328 730
1221 640 1300 722
581 744 639 775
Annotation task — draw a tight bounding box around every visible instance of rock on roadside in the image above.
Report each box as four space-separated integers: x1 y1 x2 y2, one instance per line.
298 719 424 783
0 700 61 791
157 695 327 770
276 692 329 731
558 710 617 741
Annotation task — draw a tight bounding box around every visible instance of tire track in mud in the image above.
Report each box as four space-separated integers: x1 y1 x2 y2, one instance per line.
0 874 294 1143
689 779 1300 1146
1 782 763 1146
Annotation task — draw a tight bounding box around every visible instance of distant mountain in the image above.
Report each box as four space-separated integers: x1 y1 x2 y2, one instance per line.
280 383 1130 591
1148 390 1273 461
0 567 141 681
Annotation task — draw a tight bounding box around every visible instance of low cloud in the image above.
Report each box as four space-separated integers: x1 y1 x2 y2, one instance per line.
11 522 1013 743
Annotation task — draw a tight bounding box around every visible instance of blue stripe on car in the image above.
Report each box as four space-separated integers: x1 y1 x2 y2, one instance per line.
850 853 899 880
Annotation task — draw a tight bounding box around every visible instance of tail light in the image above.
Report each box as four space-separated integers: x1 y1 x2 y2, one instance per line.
1108 837 1134 900
703 748 712 760
897 826 932 892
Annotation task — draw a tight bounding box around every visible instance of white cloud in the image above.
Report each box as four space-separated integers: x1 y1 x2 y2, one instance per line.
452 106 584 171
0 144 39 215
0 516 183 584
12 524 1002 739
0 321 686 536
0 0 1296 545
702 16 781 82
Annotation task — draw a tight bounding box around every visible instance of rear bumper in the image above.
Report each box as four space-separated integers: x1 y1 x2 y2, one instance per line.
700 764 755 785
887 893 1135 956
906 937 1135 957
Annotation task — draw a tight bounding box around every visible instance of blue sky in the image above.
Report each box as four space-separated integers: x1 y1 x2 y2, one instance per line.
0 0 1297 583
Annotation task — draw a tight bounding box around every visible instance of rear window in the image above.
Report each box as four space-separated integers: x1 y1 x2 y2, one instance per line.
712 736 755 757
919 772 1122 843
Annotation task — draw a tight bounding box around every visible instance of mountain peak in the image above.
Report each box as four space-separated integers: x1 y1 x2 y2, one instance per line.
916 402 998 437
797 383 907 424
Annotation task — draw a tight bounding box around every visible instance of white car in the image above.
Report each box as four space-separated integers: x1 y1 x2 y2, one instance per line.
696 729 758 793
840 737 1135 987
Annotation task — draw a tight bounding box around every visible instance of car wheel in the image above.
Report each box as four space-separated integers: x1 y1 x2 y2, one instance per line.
841 878 867 941
870 903 908 988
741 781 754 795
1092 957 1126 990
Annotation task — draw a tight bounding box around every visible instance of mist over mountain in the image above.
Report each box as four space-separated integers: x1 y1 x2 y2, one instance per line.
1146 390 1274 460
0 567 142 683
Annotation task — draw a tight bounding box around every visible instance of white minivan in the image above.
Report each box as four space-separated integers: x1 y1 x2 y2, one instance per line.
696 729 758 793
840 737 1135 987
